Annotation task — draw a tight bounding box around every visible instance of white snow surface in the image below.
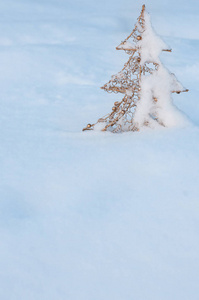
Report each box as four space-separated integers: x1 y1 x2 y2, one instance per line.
1 0 199 299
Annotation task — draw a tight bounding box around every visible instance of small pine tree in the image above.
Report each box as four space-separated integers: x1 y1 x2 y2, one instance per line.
83 4 188 133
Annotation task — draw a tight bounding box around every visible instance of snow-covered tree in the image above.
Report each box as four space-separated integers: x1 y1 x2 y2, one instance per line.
83 4 188 132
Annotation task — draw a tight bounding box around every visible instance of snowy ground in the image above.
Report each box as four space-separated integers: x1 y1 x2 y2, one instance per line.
0 0 199 299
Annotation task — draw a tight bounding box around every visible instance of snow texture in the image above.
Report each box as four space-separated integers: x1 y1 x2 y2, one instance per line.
138 12 168 65
0 0 199 300
134 65 189 128
134 11 188 129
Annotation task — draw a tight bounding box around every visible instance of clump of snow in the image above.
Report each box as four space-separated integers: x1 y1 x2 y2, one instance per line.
138 12 168 65
134 65 189 128
111 9 187 131
170 73 185 92
116 40 134 50
93 121 107 131
131 11 188 130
